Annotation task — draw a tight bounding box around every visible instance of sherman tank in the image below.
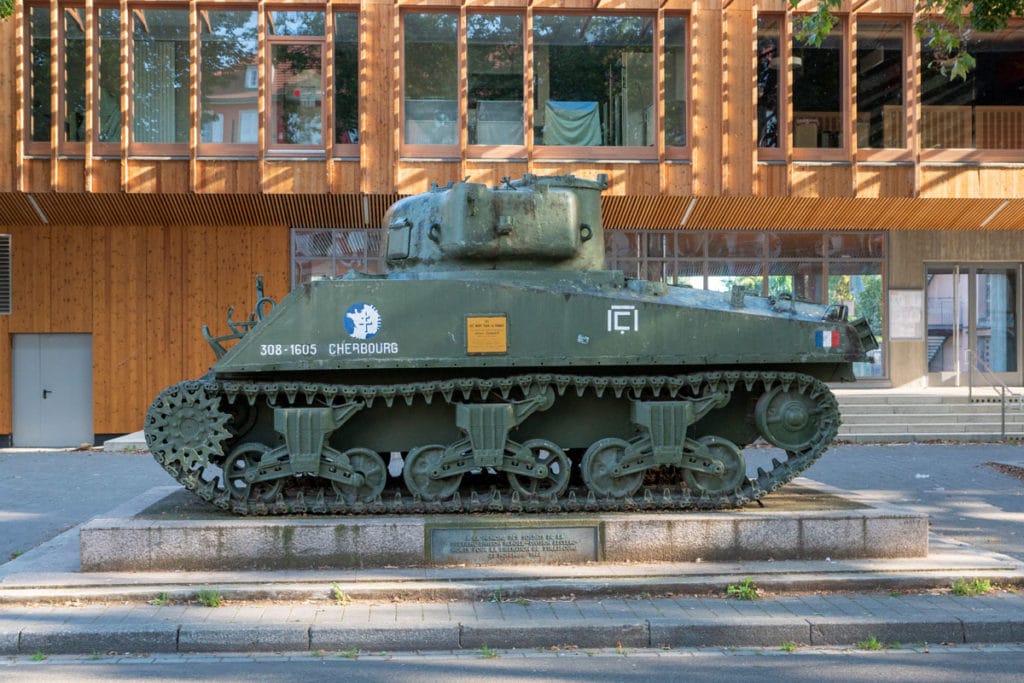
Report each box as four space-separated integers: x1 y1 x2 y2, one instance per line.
145 174 877 515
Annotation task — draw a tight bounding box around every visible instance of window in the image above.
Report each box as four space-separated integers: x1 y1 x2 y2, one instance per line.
131 8 190 151
63 7 86 152
28 6 51 150
856 21 906 150
921 23 1024 152
533 15 654 150
268 10 326 152
96 8 121 151
467 13 524 149
757 15 783 152
199 9 258 153
334 11 359 151
792 17 845 151
664 16 687 150
291 228 384 288
403 12 458 148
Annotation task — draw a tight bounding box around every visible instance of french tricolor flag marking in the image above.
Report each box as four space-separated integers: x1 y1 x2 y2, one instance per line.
816 330 840 348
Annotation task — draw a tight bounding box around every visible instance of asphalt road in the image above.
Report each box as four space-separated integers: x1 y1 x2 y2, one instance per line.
5 646 1024 682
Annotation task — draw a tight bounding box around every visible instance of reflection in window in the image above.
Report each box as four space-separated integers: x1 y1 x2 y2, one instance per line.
64 8 86 145
468 14 523 146
404 12 458 145
335 12 359 146
97 9 121 145
291 228 384 287
132 9 190 145
757 16 781 148
29 6 51 143
533 15 654 147
664 17 687 147
268 11 325 148
922 25 1024 149
856 21 905 149
200 10 257 146
792 19 842 149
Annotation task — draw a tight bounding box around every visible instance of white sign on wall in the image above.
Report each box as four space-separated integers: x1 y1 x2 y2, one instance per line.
889 289 924 340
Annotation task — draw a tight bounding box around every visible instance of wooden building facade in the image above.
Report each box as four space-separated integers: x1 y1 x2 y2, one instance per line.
1 1 1024 444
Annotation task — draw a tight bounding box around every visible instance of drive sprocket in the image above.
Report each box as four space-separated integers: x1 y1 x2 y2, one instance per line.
145 380 231 470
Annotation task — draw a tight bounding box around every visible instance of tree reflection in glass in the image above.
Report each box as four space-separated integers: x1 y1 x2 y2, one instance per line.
200 10 257 145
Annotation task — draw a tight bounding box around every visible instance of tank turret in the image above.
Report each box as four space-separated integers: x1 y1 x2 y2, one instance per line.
145 174 877 517
383 174 608 272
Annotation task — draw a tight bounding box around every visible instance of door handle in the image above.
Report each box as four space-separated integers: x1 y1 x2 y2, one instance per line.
42 389 52 399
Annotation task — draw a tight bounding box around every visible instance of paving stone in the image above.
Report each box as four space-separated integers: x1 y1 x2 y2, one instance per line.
807 615 963 646
960 616 1024 644
18 623 179 655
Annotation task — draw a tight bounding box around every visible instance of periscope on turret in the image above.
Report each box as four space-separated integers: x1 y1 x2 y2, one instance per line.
144 174 877 515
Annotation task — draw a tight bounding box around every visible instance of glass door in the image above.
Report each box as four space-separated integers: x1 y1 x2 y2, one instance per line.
926 265 1020 386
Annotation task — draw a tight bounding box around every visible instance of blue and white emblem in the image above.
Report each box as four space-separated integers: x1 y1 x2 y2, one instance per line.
344 303 382 340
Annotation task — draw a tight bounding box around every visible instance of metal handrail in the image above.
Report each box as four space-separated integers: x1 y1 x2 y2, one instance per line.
967 348 1023 439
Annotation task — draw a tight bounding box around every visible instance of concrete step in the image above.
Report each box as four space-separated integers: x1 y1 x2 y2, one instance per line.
839 421 1024 435
838 403 1024 415
838 414 1024 427
837 432 1024 443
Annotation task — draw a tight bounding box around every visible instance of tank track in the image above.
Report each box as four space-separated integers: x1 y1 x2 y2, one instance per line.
145 370 840 516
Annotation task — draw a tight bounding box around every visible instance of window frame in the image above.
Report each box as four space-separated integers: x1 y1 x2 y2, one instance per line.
92 4 123 158
24 3 53 158
128 4 191 157
331 8 359 159
789 13 850 162
265 8 329 158
465 10 527 161
853 15 913 163
662 13 691 160
400 9 461 159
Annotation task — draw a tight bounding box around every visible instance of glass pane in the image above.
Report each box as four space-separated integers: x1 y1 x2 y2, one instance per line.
97 8 121 144
664 16 687 147
707 233 763 258
604 230 640 276
534 15 654 146
404 12 458 145
976 268 1017 372
133 9 190 145
667 261 703 288
200 10 258 145
856 21 905 148
64 9 86 144
335 12 359 145
770 233 823 258
830 269 884 377
270 44 323 146
792 19 842 148
671 232 705 258
922 26 1024 149
707 261 763 294
269 11 325 36
757 15 781 148
29 6 51 143
769 262 823 301
468 14 523 145
826 232 885 258
926 271 968 373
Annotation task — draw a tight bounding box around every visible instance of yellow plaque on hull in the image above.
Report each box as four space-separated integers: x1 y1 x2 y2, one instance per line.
466 315 508 354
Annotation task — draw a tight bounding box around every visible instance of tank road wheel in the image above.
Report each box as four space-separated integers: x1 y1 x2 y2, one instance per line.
581 438 644 499
403 444 464 501
331 448 387 504
683 436 746 496
506 439 572 499
146 382 231 470
754 386 823 452
223 442 282 502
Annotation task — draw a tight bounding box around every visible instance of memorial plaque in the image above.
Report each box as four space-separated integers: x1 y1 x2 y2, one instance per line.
429 525 599 565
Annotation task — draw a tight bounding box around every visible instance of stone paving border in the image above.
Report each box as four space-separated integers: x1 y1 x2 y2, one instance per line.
3 594 1024 656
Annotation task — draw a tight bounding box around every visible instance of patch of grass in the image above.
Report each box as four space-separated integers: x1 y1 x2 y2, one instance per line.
338 648 359 659
615 641 628 656
310 649 327 658
30 651 46 662
197 589 222 607
490 589 504 604
726 577 759 600
9 550 22 560
480 644 498 659
952 577 993 596
780 641 797 653
515 598 530 607
150 592 170 607
331 582 351 606
857 636 885 651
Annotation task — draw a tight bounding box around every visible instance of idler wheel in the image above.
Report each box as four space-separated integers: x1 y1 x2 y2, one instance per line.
754 386 822 451
506 439 571 499
682 435 746 495
403 444 463 501
581 438 644 499
223 442 282 502
331 448 387 504
146 382 231 470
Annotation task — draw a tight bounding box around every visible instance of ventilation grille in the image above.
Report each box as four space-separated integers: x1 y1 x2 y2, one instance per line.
0 235 10 315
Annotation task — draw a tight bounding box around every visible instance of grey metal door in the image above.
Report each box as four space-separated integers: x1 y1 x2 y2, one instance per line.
12 334 93 447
